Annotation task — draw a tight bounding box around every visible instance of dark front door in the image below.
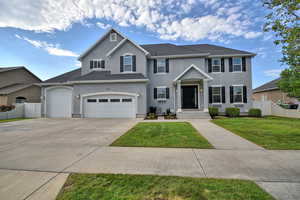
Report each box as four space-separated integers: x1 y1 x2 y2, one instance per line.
182 85 198 109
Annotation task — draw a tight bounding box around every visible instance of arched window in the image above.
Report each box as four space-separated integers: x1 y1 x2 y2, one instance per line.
15 97 27 103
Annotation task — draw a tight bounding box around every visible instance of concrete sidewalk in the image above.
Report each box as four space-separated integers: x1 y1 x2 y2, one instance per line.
189 119 264 150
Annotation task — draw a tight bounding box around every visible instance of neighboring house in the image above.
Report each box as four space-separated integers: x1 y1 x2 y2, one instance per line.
40 28 255 118
253 78 299 104
0 66 41 105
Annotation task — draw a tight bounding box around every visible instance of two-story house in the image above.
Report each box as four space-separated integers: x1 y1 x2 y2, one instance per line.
41 28 255 118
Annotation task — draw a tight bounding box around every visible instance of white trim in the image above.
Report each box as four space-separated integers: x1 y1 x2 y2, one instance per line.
232 85 244 104
232 84 244 86
173 64 213 82
44 86 73 118
123 54 133 72
212 58 221 73
150 53 210 59
90 59 105 70
80 92 139 117
211 85 223 104
156 86 167 88
232 57 243 72
180 84 201 109
106 38 149 57
211 84 223 87
106 39 127 57
68 79 149 84
208 54 255 58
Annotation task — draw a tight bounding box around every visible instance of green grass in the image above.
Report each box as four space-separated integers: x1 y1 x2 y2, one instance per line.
111 122 213 149
56 173 275 200
0 118 28 123
212 116 300 150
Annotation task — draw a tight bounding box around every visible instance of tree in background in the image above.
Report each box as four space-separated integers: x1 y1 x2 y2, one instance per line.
263 0 300 100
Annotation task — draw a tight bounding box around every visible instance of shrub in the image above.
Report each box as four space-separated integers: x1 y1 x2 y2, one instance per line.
149 106 157 114
225 107 240 117
208 107 219 119
0 105 15 112
248 108 262 117
144 113 158 120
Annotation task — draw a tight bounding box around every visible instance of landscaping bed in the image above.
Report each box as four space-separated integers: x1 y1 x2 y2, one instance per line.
111 122 213 149
56 173 275 200
212 116 300 149
0 118 27 123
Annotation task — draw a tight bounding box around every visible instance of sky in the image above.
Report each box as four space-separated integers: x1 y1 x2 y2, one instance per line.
0 0 286 88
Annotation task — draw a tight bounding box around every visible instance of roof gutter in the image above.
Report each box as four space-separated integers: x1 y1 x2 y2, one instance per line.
39 79 149 86
208 53 256 58
150 53 210 59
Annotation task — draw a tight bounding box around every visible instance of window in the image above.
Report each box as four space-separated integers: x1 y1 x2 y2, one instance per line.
110 99 120 102
123 55 133 72
157 59 166 73
233 86 243 103
90 59 105 69
212 87 221 103
110 33 117 41
99 99 108 103
233 57 242 72
87 99 97 103
15 97 26 103
122 98 132 102
157 87 166 99
212 58 221 72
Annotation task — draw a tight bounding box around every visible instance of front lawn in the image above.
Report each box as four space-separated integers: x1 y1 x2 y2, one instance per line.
212 116 300 150
0 118 28 123
56 173 275 200
111 122 213 149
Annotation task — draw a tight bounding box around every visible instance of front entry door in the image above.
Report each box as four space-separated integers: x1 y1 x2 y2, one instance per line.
182 85 198 109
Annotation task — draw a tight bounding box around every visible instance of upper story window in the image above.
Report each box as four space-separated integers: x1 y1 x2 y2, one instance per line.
123 55 133 72
233 86 243 103
233 57 242 72
157 59 166 73
212 87 222 103
212 58 221 72
90 59 105 69
110 33 117 41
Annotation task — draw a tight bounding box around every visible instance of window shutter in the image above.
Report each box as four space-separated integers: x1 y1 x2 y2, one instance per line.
166 88 170 99
132 55 136 72
154 88 157 99
229 58 233 72
120 56 124 72
153 59 157 73
97 61 101 68
243 86 247 103
209 87 212 103
230 86 234 103
208 59 212 73
222 86 226 103
242 57 246 72
90 60 93 69
166 58 169 73
221 58 225 72
101 60 105 69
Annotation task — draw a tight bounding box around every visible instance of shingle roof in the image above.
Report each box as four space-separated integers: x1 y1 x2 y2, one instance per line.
0 66 23 73
253 78 280 93
0 83 36 95
43 68 147 83
140 43 254 56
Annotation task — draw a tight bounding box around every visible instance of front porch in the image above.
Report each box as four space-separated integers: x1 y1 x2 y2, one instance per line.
173 65 212 119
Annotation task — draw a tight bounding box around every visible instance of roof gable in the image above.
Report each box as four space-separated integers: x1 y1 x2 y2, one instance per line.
253 78 280 93
174 64 213 82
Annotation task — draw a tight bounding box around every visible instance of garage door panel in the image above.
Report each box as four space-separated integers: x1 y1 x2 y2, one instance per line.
83 94 136 118
46 88 72 118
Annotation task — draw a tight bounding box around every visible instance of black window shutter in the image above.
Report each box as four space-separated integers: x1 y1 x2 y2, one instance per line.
120 56 124 72
209 87 212 103
229 58 233 72
132 55 136 72
230 86 234 103
154 88 157 99
101 60 105 69
90 60 93 69
242 57 246 72
221 58 225 72
243 86 247 103
166 58 169 73
153 59 157 73
222 86 226 103
208 59 212 73
97 61 101 68
166 88 170 99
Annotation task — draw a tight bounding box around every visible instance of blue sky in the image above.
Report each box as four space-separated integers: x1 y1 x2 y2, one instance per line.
0 0 285 88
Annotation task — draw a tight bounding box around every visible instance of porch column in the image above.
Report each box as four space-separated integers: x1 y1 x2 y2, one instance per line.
177 80 182 112
203 79 209 112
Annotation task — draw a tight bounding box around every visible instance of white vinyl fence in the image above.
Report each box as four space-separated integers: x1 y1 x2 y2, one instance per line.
0 103 41 120
253 101 300 118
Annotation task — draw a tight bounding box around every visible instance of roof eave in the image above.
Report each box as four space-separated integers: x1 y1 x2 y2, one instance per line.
150 53 210 59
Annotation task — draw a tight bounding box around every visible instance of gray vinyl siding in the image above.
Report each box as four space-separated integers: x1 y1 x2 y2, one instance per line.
81 31 124 75
73 83 147 116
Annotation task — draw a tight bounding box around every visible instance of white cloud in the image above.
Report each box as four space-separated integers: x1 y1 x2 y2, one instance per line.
15 34 78 57
2 0 263 42
263 69 282 77
96 22 111 29
253 47 267 58
75 61 81 67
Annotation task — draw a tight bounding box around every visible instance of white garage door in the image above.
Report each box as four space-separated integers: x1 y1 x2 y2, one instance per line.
83 95 136 118
46 87 72 118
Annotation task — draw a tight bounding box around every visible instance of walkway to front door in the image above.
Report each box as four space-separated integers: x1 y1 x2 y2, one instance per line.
182 85 198 109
